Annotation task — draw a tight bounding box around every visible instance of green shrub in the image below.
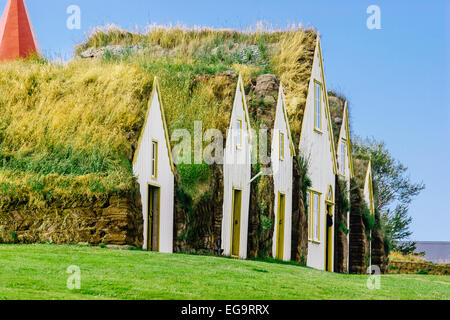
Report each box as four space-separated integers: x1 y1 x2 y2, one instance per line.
362 205 375 231
417 269 429 275
338 220 350 235
10 231 18 244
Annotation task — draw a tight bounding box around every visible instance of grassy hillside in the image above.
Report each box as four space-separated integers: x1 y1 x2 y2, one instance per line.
0 26 317 208
0 244 448 300
77 25 317 143
0 59 153 208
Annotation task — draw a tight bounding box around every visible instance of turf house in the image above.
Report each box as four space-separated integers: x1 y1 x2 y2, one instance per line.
221 75 253 259
132 78 175 253
0 3 389 272
246 79 295 262
297 36 338 271
349 158 375 274
353 158 388 273
329 94 354 273
268 83 295 262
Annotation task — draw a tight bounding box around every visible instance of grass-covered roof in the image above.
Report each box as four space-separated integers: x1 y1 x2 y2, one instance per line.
77 25 318 143
328 91 346 148
0 26 318 208
353 158 370 187
0 58 153 208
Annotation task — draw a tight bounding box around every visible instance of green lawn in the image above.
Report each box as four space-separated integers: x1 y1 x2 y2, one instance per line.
0 244 448 300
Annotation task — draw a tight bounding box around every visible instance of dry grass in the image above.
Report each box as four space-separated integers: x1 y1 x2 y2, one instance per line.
0 59 153 157
76 24 290 55
78 25 318 144
0 25 319 208
0 170 132 209
353 157 370 187
389 251 427 263
328 93 346 146
272 30 317 143
0 59 153 207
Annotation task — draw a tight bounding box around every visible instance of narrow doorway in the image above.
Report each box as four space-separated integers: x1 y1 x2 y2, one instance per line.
231 189 242 257
325 204 334 271
147 185 160 251
276 193 286 260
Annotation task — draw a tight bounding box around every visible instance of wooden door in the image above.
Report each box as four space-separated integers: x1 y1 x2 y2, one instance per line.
325 204 334 271
276 193 286 260
231 189 242 257
147 186 160 252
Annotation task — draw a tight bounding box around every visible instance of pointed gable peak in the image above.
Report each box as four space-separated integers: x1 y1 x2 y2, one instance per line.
277 81 296 156
0 0 41 62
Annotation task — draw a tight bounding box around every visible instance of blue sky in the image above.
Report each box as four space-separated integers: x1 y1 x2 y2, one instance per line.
3 0 449 241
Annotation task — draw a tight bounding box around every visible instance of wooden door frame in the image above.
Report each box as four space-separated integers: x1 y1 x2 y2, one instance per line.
324 201 334 271
230 187 242 257
147 183 161 252
276 192 286 260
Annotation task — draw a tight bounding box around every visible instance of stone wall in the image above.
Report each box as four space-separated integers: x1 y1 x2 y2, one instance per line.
0 193 143 247
247 166 261 259
389 261 450 276
371 221 388 274
349 182 368 274
334 177 349 273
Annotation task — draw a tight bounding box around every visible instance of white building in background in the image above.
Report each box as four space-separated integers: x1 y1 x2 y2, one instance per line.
133 77 175 253
271 83 295 262
299 37 339 271
363 159 375 216
222 75 253 259
334 100 355 272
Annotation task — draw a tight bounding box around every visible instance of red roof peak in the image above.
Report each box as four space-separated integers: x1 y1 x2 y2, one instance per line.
0 0 41 62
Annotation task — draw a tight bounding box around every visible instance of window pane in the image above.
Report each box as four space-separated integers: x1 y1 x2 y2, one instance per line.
342 143 346 174
315 83 321 129
342 143 347 174
235 120 241 147
306 191 311 239
280 132 284 159
314 194 319 240
152 142 157 177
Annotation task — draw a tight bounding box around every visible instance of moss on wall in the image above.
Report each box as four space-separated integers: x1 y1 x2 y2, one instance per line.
290 155 310 265
247 170 275 259
173 164 224 254
334 177 350 273
372 211 388 273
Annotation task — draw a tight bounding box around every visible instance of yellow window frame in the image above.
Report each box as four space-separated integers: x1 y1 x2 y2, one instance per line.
368 172 375 215
314 80 322 132
151 139 158 179
235 118 243 149
308 189 322 243
279 131 285 160
307 191 311 241
340 140 347 176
